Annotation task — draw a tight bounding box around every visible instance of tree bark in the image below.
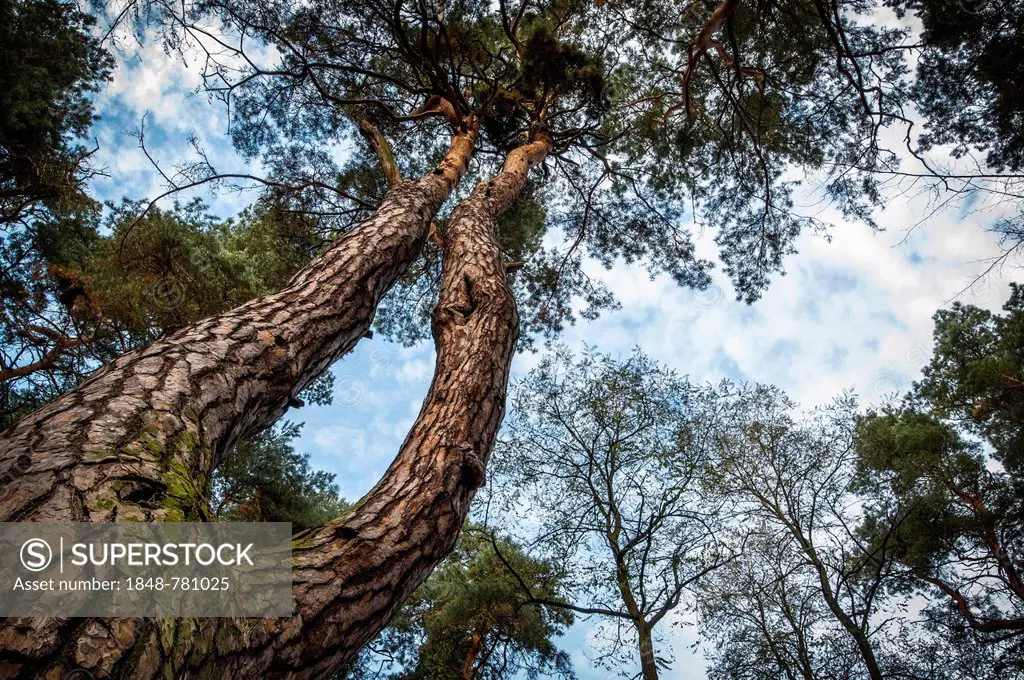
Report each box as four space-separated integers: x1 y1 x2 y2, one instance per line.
358 120 402 187
0 125 475 524
0 129 551 679
637 624 659 680
760 489 885 680
462 629 484 680
0 125 475 675
608 514 660 680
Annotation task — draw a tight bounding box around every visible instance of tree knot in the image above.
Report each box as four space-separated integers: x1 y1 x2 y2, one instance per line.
458 444 486 489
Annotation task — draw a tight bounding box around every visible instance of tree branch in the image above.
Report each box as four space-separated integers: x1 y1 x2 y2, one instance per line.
359 120 402 187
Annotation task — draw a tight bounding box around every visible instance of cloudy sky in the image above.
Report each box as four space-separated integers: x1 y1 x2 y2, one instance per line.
88 24 1021 680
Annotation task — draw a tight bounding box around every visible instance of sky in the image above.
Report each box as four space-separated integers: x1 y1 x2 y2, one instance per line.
86 24 1022 680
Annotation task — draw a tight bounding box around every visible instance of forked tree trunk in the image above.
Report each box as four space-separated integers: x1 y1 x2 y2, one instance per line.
0 126 475 523
0 130 551 678
0 126 475 674
615 560 660 680
808 558 884 680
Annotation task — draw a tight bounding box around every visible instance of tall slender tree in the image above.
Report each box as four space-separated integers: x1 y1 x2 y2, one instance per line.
703 387 897 680
490 349 731 680
697 289 1024 679
698 531 871 680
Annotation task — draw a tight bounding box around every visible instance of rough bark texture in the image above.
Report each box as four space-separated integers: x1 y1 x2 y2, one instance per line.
0 130 550 679
0 127 475 677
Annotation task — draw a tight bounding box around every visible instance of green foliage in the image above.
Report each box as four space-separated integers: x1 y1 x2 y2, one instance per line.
0 0 112 227
83 200 282 337
143 0 924 346
0 0 114 423
1 198 327 426
343 526 575 679
256 142 389 239
852 285 1023 663
854 283 1024 569
915 283 1024 477
212 422 347 532
854 409 991 574
496 185 547 262
476 5 608 149
612 0 909 301
891 0 1024 172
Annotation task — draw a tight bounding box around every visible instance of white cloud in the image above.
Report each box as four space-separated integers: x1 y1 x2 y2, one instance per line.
311 424 366 452
398 358 432 384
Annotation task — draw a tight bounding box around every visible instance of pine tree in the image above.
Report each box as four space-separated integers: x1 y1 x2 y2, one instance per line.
343 526 575 680
0 0 955 675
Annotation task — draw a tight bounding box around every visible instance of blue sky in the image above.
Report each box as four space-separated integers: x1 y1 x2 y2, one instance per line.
87 28 1022 680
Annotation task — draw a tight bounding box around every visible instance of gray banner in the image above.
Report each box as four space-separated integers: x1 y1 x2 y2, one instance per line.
0 522 293 617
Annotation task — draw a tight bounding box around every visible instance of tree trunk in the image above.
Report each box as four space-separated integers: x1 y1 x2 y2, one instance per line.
615 568 659 680
0 130 551 679
806 550 884 680
636 622 659 680
0 126 475 675
462 629 484 680
771 502 885 680
0 126 475 524
610 537 660 680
